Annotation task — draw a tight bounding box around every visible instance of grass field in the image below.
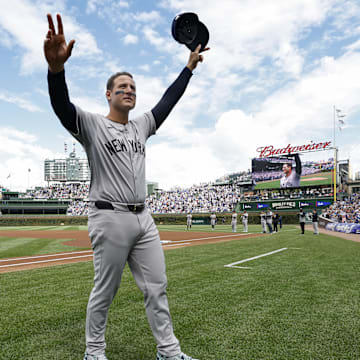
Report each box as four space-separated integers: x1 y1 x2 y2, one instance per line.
0 225 359 359
254 170 333 190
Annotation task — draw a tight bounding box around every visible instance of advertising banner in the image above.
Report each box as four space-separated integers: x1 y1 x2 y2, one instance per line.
271 201 296 210
325 222 360 234
242 203 255 211
257 203 270 209
316 201 332 207
299 201 316 208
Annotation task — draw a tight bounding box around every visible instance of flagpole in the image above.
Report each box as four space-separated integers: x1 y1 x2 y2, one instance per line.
333 105 336 147
333 147 337 202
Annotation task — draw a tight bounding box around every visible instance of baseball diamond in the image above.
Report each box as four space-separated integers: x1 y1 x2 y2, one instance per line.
1 224 360 360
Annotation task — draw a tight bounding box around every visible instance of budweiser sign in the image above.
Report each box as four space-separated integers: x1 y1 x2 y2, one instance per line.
257 141 332 158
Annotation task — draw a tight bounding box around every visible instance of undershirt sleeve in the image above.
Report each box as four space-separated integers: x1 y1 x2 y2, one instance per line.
151 67 193 129
47 69 78 134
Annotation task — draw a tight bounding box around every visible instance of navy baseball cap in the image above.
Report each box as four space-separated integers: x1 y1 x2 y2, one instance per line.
171 12 209 52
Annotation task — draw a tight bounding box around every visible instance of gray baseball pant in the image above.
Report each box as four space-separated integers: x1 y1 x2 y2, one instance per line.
231 221 237 232
243 220 248 232
86 205 180 356
313 221 319 234
261 220 266 233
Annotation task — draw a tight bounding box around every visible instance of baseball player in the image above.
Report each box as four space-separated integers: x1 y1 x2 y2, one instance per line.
266 208 273 233
260 211 267 233
311 209 319 235
44 13 209 360
231 210 237 232
241 210 248 232
273 212 279 233
280 153 302 188
186 213 192 230
210 213 217 230
299 208 306 235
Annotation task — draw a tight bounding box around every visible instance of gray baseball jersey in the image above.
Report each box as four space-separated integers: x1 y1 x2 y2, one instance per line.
299 212 306 222
187 214 192 223
242 213 248 223
266 211 273 224
280 170 301 188
210 214 216 224
72 105 156 203
231 213 237 223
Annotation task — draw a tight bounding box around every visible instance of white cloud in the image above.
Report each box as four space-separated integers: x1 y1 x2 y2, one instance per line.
72 96 108 115
0 126 64 190
0 92 43 112
144 40 360 189
123 34 138 45
0 0 101 74
87 0 129 14
133 10 162 23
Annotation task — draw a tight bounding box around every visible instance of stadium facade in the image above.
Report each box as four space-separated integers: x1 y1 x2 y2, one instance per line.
44 151 90 183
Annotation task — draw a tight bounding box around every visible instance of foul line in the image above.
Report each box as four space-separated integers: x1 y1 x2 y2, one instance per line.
0 254 93 268
0 250 93 263
224 248 288 269
161 233 252 243
163 242 192 247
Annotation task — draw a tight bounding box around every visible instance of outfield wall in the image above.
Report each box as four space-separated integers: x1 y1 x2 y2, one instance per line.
237 197 333 212
0 212 304 226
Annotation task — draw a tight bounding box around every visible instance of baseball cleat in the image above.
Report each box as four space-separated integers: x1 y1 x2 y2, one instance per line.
83 352 108 360
156 352 199 360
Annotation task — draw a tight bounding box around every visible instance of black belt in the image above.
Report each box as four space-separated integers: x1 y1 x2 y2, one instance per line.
95 200 145 213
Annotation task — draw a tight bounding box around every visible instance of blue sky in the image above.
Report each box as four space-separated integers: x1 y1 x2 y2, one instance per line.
1 0 360 191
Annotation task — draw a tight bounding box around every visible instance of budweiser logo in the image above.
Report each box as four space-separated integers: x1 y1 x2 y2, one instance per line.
256 141 332 158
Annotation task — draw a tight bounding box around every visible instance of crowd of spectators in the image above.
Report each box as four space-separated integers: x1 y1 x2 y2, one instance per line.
21 183 89 200
20 183 90 216
146 184 242 214
242 187 333 202
11 181 342 216
322 193 360 223
67 200 89 216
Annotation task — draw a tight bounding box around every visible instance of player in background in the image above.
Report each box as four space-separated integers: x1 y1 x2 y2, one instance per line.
299 208 306 235
242 210 248 232
260 211 267 233
266 208 273 234
231 210 237 233
311 209 319 235
210 213 217 231
44 13 208 360
280 153 302 188
273 212 279 233
186 213 192 230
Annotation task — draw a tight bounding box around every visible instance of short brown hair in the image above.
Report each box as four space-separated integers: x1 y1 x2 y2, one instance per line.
106 71 133 91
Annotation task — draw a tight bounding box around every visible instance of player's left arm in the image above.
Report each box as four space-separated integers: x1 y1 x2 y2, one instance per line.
151 44 209 129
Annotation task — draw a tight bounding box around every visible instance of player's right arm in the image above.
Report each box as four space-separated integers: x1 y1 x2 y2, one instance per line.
294 153 302 176
44 14 77 133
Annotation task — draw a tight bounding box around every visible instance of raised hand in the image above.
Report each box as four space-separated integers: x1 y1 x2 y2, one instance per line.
44 14 75 73
186 44 210 72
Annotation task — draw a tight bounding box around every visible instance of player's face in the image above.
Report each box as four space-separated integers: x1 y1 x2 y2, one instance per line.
282 164 291 175
107 75 136 111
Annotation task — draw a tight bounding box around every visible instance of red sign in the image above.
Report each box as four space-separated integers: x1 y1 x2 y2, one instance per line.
257 141 332 158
